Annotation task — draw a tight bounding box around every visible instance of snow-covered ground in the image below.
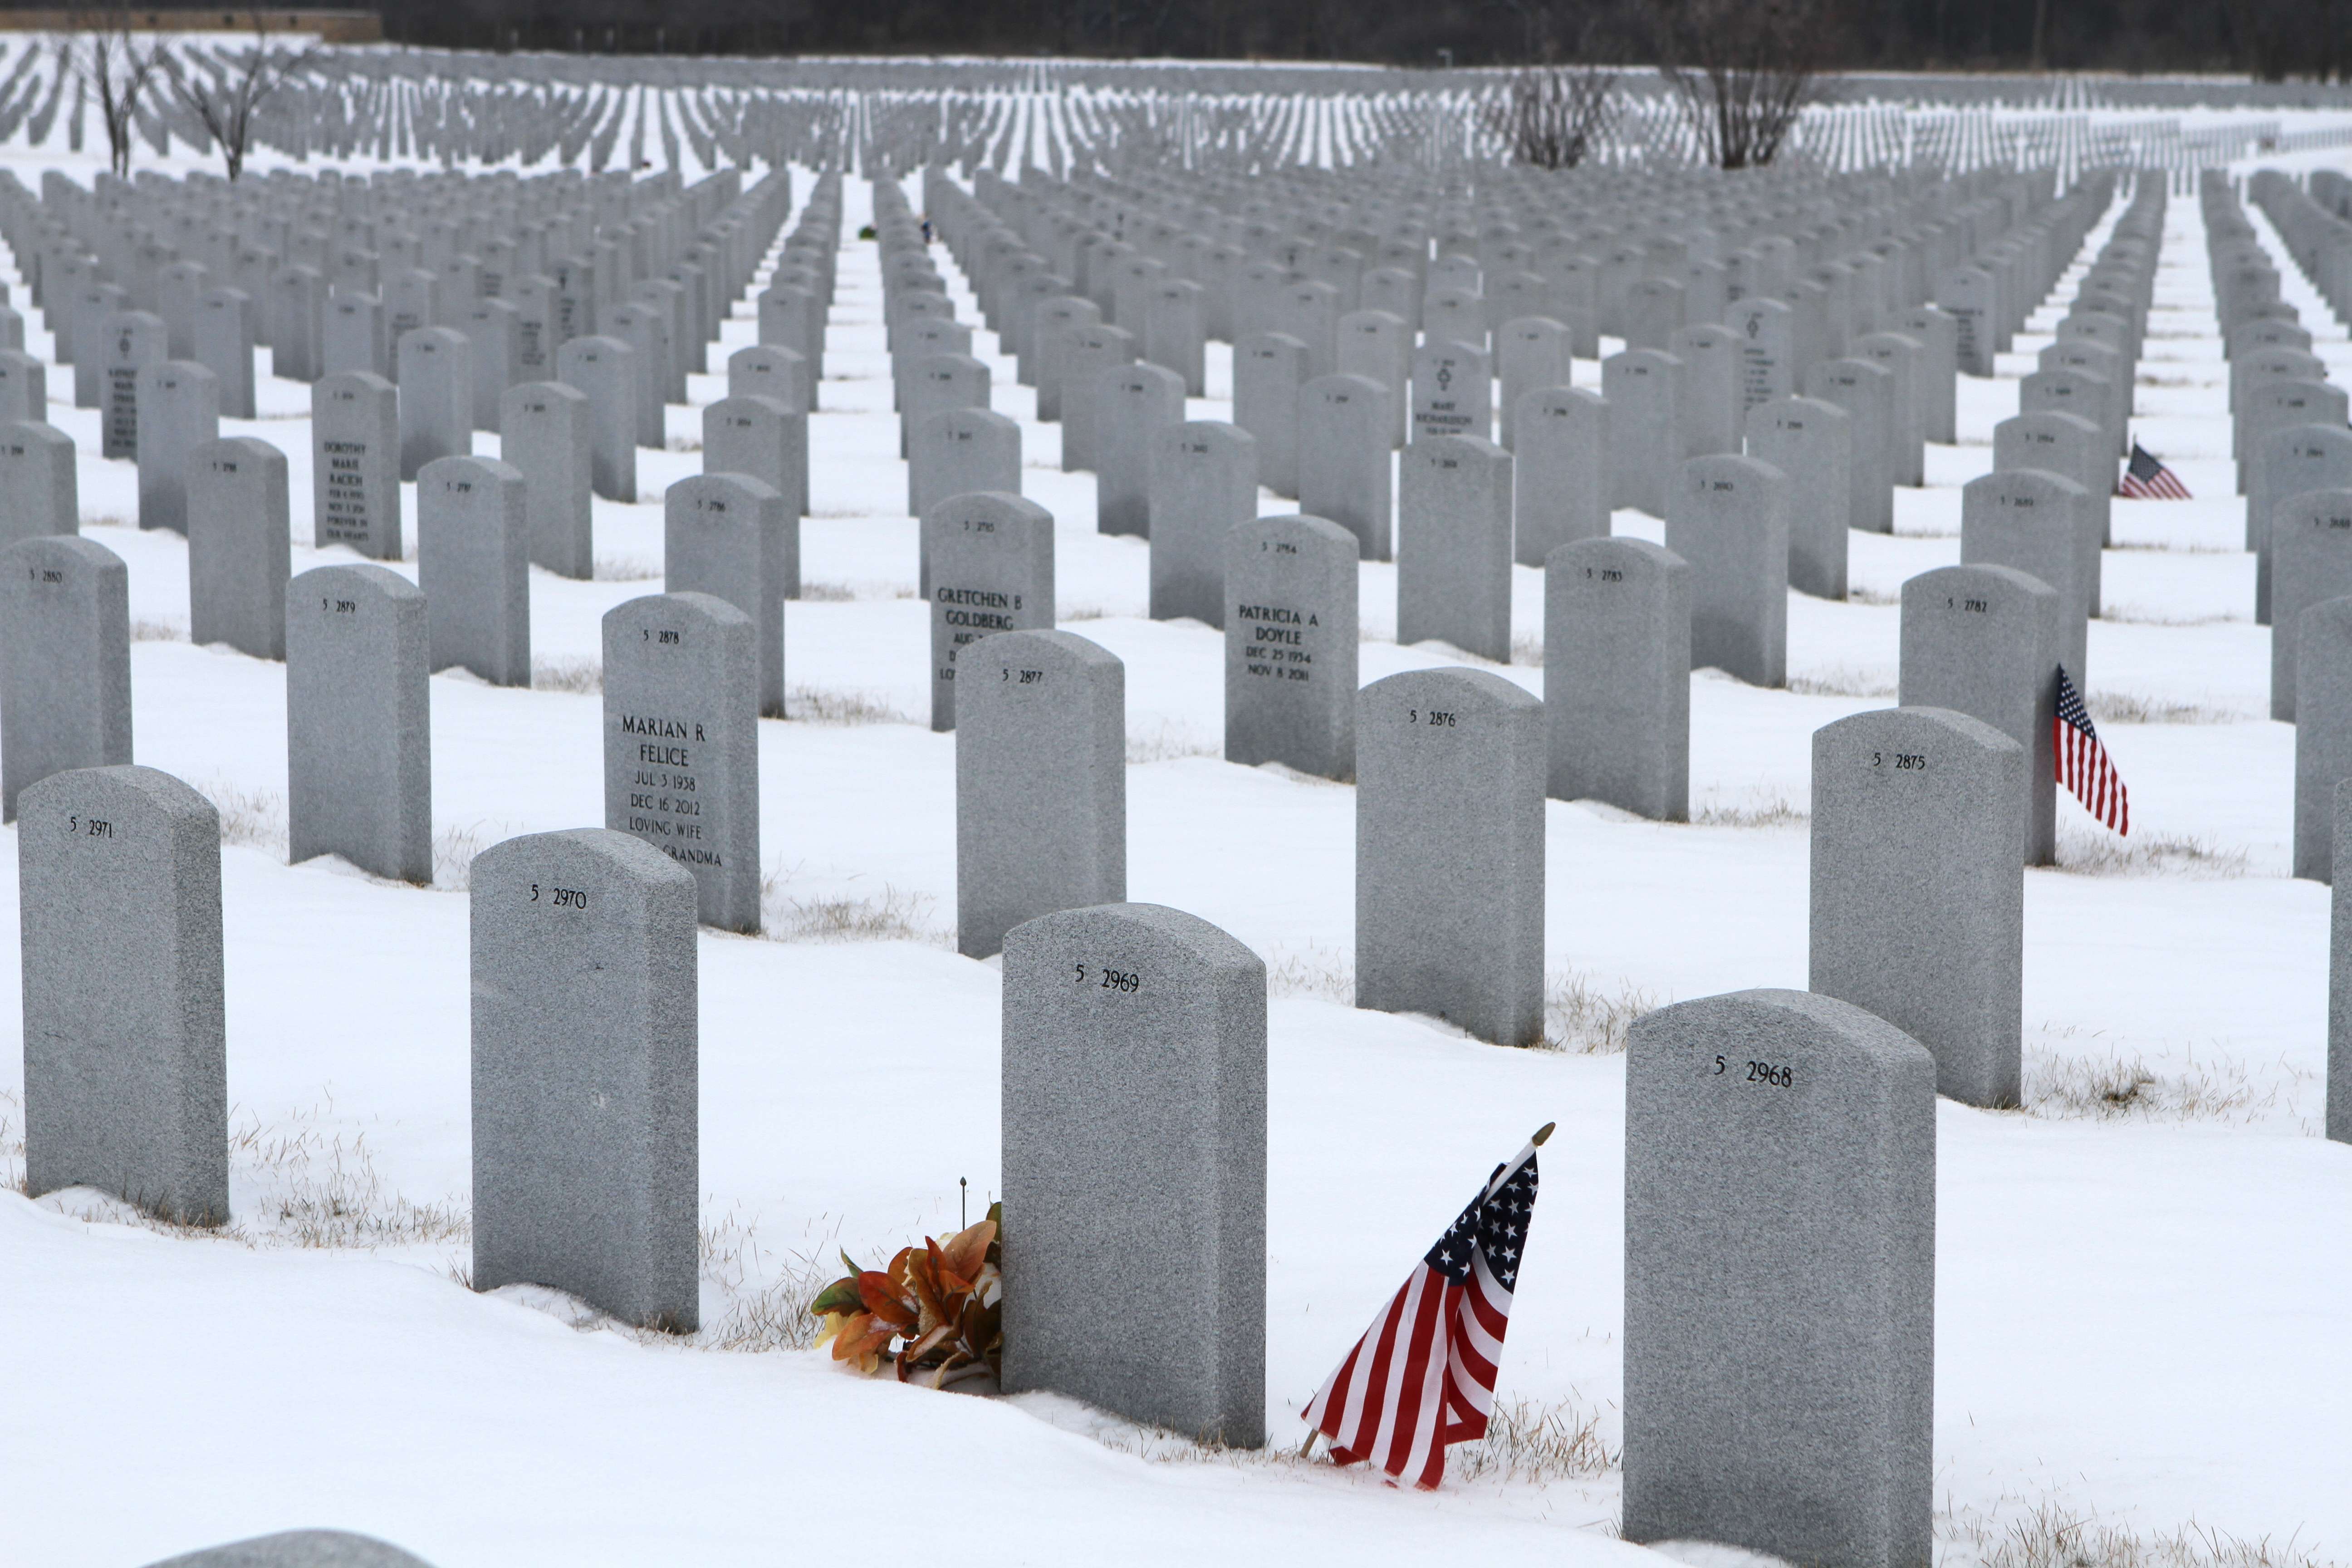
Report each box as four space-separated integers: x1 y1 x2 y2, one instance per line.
3 139 2352 1568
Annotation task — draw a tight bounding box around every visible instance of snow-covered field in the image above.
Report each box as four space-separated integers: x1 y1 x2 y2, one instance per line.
2 125 2352 1567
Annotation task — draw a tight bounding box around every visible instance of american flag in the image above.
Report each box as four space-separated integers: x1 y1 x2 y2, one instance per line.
2116 441 2192 500
1301 1126 1548 1490
2056 664 2129 835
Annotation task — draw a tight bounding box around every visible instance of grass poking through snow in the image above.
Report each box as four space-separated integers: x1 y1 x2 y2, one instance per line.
2052 826 2247 878
1789 668 1897 698
205 780 288 855
1446 1392 1619 1484
759 868 951 946
1945 1499 2333 1568
1544 971 1657 1054
1265 948 1653 1054
532 657 602 694
2087 691 2244 725
788 685 909 725
1126 724 1219 764
2022 1029 2308 1126
1692 792 1808 828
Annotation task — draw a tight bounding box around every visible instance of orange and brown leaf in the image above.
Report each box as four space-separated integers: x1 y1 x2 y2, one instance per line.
941 1219 996 1281
857 1271 918 1332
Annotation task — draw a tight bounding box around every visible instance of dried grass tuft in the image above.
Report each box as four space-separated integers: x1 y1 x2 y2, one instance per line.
1446 1392 1619 1484
1847 585 1901 607
2098 604 2243 627
593 556 663 583
2086 691 2242 725
692 1207 838 1353
130 617 186 642
1788 667 1897 698
1544 971 1656 1054
205 780 288 855
797 581 858 603
788 685 909 725
1692 792 1808 828
760 873 950 946
1264 944 1355 1004
1950 1499 2332 1568
432 823 493 890
1511 632 1544 666
2023 1031 2302 1125
1126 724 1219 764
2052 826 2247 878
533 657 603 695
224 1105 470 1249
0 1088 23 1195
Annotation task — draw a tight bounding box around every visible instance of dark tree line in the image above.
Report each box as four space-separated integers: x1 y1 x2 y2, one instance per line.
127 0 2352 81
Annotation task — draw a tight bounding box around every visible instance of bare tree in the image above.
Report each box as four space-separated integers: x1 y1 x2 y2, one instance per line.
59 3 160 178
1483 65 1619 170
1647 0 1827 170
164 15 319 182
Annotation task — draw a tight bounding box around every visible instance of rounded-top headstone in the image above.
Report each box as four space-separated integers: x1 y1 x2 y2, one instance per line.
471 827 700 1331
1297 372 1394 561
1810 705 2025 1106
1898 563 2062 865
1355 666 1545 1046
0 534 132 820
1666 452 1790 688
285 562 432 883
1224 513 1359 781
1623 986 1934 1568
141 1530 438 1568
956 627 1126 958
20 763 226 1226
1544 535 1690 820
601 590 761 930
1000 900 1266 1447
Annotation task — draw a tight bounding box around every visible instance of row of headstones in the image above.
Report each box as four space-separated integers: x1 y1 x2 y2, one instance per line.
919 473 2074 1108
2251 169 2352 335
9 746 2101 1568
0 174 832 583
2208 176 2352 884
1958 178 2169 706
0 458 2095 1047
5 163 784 412
981 353 2103 703
957 155 2067 384
11 168 763 416
2215 181 2352 637
913 159 2120 580
0 465 808 900
0 176 841 906
940 158 2086 436
22 174 813 461
1 170 808 597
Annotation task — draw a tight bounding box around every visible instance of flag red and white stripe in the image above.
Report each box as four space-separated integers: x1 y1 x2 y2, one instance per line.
1300 1131 1544 1490
2056 664 2129 835
2116 441 2192 500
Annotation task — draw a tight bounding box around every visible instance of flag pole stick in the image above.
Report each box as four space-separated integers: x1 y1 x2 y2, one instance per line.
1532 1121 1555 1146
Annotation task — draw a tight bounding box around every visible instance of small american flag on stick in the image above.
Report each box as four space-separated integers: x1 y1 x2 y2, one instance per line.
1301 1124 1549 1490
2056 665 2129 835
2116 441 2192 500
